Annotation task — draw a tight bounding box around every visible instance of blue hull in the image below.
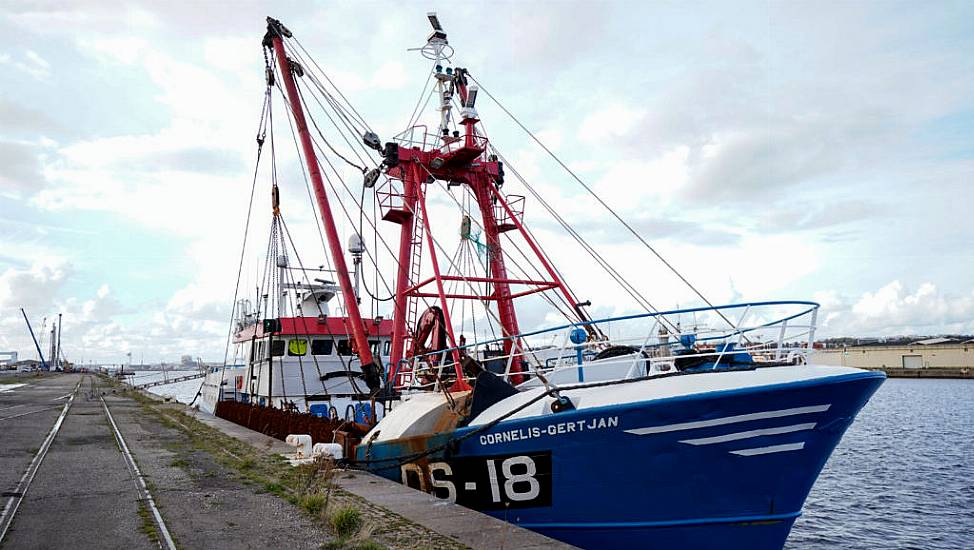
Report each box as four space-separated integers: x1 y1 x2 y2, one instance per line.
358 370 885 549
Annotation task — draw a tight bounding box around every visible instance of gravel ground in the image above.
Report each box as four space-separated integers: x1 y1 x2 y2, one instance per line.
106 393 332 549
2 374 154 549
2 374 479 550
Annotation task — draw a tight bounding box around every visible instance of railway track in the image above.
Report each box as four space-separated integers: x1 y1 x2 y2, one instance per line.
0 375 177 549
100 390 176 549
0 378 79 542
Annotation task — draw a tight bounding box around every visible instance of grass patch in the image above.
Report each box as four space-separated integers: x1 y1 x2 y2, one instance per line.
329 505 362 539
137 501 160 545
116 378 461 549
301 492 327 516
169 457 190 468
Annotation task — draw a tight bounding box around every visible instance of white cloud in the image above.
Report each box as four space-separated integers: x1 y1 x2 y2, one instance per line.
816 281 974 337
2 2 973 364
0 49 51 79
77 36 149 65
0 259 70 361
0 259 68 310
578 103 646 143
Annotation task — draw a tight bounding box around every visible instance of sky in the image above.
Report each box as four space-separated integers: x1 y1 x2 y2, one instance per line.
0 0 972 365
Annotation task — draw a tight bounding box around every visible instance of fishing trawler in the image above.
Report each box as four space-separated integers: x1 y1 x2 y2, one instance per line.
199 14 885 549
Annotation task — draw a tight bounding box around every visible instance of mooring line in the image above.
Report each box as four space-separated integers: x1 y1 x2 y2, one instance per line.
0 379 81 544
100 396 177 550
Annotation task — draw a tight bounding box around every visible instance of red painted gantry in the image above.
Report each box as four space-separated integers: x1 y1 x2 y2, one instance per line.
380 71 587 389
266 17 589 393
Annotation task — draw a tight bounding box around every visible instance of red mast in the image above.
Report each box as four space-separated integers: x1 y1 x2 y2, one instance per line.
265 18 382 392
379 15 589 388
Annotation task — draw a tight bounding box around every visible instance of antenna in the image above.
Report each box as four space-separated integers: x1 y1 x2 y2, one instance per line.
460 84 479 119
427 12 443 32
464 85 478 109
412 11 453 60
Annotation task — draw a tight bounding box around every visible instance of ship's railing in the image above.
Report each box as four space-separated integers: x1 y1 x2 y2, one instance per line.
376 178 406 218
495 194 524 229
392 125 432 150
392 125 489 157
389 301 820 392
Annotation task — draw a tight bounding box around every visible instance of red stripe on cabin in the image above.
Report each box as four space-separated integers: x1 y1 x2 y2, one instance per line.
233 316 394 343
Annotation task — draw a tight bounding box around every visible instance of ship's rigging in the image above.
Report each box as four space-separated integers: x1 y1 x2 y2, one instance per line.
202 13 735 410
185 17 885 550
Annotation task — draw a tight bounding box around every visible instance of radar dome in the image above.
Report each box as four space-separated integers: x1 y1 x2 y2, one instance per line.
348 233 365 254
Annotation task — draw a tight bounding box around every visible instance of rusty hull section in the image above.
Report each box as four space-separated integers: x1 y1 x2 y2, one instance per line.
215 400 370 456
358 391 473 488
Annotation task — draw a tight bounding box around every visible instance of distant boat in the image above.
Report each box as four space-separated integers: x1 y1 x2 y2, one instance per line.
199 14 885 549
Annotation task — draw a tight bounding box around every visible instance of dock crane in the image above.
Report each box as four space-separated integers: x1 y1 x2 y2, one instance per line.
20 308 48 371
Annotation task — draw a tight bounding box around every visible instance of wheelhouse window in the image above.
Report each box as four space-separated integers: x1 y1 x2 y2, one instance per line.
288 339 308 356
337 339 353 356
270 339 285 357
369 340 380 356
311 339 333 356
383 340 391 356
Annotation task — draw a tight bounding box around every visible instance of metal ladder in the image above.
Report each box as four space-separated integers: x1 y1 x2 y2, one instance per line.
402 199 426 354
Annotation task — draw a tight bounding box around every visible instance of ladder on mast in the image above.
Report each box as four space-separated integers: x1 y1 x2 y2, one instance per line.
403 196 426 354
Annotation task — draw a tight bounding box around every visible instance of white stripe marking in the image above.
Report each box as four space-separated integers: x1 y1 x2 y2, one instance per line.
624 404 830 435
679 423 817 446
730 442 805 456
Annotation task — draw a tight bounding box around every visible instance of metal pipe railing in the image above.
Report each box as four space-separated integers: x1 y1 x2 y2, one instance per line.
388 301 820 391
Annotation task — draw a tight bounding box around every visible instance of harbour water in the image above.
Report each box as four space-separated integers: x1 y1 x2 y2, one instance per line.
145 373 973 547
787 378 974 549
128 370 205 404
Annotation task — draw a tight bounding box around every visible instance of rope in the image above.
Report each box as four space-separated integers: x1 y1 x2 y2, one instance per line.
290 36 374 134
492 146 676 332
469 73 736 331
273 80 399 311
353 370 682 472
294 76 369 172
190 85 270 407
279 215 367 397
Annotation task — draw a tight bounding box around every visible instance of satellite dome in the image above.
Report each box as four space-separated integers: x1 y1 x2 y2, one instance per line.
348 233 365 254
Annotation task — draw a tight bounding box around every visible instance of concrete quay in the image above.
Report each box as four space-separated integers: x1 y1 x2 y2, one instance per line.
0 373 575 549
